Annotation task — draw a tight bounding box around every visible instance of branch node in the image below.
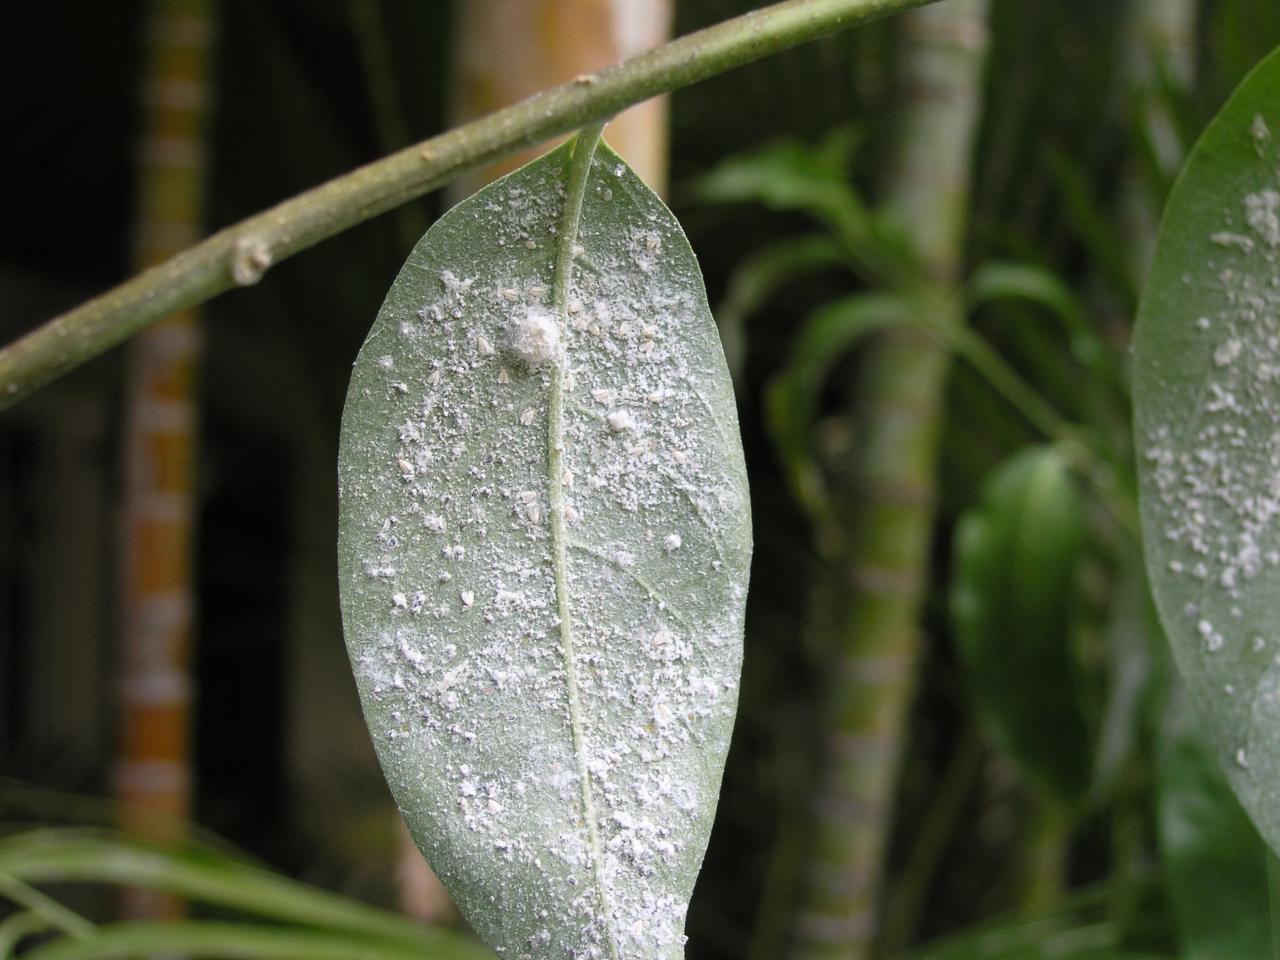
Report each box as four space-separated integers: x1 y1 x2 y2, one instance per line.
231 237 272 286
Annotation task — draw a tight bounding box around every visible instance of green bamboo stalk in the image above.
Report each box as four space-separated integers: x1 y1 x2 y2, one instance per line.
788 3 990 957
0 0 934 411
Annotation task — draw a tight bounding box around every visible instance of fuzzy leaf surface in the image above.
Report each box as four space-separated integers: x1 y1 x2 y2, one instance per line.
1133 46 1280 854
337 138 751 959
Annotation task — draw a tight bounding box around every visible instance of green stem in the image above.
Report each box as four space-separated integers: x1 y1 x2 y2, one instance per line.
1021 799 1071 910
878 725 983 956
0 0 933 411
944 325 1076 448
937 323 1142 544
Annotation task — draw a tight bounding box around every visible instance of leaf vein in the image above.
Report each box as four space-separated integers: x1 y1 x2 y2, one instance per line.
546 124 621 960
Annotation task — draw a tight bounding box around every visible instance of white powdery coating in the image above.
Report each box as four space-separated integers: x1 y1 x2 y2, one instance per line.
1252 113 1271 149
1141 131 1280 785
510 306 562 365
1245 189 1280 248
338 147 750 960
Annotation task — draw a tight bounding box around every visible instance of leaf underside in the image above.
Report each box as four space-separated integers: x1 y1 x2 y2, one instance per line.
337 137 751 959
1134 46 1280 855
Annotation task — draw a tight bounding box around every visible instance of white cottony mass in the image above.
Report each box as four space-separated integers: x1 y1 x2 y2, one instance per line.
510 305 562 366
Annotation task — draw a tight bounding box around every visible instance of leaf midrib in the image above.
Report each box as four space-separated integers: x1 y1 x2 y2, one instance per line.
546 125 620 959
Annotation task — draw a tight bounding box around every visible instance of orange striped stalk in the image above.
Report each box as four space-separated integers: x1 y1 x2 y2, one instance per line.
449 0 674 199
115 0 213 920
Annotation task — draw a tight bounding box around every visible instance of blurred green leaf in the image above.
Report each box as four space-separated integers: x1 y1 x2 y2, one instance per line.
1159 731 1271 960
0 868 94 940
966 261 1101 363
19 921 466 960
764 292 909 520
1133 44 1280 856
693 133 869 242
0 829 478 954
713 233 846 386
906 878 1168 960
950 446 1093 805
0 911 54 957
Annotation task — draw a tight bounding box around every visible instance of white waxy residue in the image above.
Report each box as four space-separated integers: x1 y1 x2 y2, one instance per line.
510 306 562 366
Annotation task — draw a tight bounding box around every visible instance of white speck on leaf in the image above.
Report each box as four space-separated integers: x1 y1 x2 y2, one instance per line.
607 410 636 433
1251 112 1270 154
1215 338 1243 366
1244 189 1280 247
1210 231 1255 252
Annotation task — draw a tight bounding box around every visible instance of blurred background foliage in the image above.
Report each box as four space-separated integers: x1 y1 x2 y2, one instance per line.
2 1 1280 958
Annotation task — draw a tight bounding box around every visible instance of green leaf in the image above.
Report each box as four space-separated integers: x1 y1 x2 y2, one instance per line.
967 261 1098 354
712 233 846 387
907 878 1165 960
1133 45 1280 855
764 292 909 520
950 446 1093 805
693 134 869 242
0 829 452 950
337 134 752 960
0 911 48 957
18 921 454 960
1159 729 1271 960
